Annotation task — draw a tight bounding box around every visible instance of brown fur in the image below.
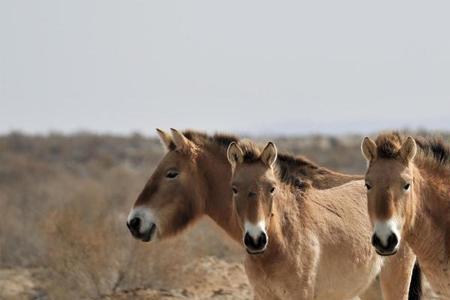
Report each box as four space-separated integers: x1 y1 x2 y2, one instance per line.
229 140 416 300
375 132 450 167
201 135 363 189
131 130 361 241
363 132 450 298
129 129 413 300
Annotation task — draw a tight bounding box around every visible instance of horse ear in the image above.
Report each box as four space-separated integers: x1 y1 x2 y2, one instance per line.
227 142 244 167
170 128 193 151
400 136 417 163
261 142 277 167
156 128 175 151
361 137 377 162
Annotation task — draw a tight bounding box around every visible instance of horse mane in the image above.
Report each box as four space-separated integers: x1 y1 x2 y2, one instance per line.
414 137 450 168
374 132 404 159
375 132 450 170
182 130 239 149
181 130 329 189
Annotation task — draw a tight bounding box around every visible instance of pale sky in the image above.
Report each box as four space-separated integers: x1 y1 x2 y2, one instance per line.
1 0 449 135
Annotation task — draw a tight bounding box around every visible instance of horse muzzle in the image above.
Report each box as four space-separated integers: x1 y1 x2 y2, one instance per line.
127 217 157 242
371 232 399 256
244 231 268 255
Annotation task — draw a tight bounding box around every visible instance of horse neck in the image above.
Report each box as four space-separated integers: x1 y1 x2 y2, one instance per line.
197 148 242 243
310 170 362 189
406 165 450 266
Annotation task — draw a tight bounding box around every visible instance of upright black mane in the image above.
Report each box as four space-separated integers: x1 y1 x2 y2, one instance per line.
375 132 404 159
375 132 450 169
183 130 239 149
415 137 450 167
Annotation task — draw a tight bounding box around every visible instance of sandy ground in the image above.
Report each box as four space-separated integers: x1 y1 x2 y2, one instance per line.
0 268 47 300
104 257 252 300
0 257 438 300
0 257 251 300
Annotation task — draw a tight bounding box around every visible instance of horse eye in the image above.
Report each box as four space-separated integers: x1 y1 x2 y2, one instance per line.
166 170 179 179
365 183 372 190
403 183 411 191
270 187 276 194
232 186 238 195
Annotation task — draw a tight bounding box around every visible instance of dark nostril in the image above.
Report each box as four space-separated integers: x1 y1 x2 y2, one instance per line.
371 234 380 247
387 233 398 249
258 232 268 247
129 217 141 231
244 233 253 248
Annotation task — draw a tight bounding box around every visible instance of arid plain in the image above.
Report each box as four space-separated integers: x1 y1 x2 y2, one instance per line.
0 131 444 299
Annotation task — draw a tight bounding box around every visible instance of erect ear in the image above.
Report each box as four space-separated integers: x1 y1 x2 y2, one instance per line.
399 136 417 163
361 137 377 162
170 128 193 151
156 128 175 151
227 142 244 167
260 142 277 167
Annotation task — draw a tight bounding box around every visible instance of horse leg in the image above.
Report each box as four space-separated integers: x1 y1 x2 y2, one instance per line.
292 242 320 300
380 243 417 300
359 276 381 300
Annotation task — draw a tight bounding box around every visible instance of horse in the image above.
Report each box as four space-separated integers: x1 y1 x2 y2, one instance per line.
226 140 418 299
126 129 416 299
127 128 360 243
362 132 450 298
